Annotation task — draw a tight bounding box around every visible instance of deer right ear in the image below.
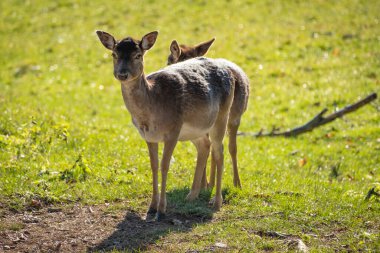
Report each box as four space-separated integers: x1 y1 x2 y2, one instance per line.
141 31 159 51
170 40 181 61
195 38 215 56
96 30 116 50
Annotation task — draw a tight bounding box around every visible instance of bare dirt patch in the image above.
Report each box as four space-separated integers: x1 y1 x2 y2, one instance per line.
0 203 207 252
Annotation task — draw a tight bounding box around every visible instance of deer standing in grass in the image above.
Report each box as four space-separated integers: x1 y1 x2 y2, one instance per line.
96 30 249 221
168 39 249 189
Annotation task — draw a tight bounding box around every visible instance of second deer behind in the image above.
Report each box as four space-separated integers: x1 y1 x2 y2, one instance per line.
167 38 250 190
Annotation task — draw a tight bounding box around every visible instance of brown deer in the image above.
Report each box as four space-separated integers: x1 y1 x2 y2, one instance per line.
167 38 215 65
96 30 249 221
168 39 249 190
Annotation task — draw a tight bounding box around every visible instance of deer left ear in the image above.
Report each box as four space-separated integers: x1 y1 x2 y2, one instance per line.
96 30 116 50
140 31 159 51
170 40 181 61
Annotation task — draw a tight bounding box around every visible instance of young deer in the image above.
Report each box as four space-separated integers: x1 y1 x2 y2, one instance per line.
96 30 248 221
168 39 249 189
167 38 215 65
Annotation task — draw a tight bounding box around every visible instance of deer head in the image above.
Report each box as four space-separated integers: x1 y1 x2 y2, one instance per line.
167 38 215 65
96 30 158 82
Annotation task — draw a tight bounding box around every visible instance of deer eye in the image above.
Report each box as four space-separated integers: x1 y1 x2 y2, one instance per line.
135 54 142 59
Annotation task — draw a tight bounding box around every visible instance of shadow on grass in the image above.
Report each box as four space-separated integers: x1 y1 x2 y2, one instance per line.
88 187 213 252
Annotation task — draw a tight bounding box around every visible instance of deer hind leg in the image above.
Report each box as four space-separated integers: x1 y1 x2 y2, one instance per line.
146 142 159 220
186 135 210 201
157 138 178 221
228 119 242 188
209 113 230 211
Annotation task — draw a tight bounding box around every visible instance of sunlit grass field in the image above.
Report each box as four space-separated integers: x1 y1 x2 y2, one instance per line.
1 0 379 251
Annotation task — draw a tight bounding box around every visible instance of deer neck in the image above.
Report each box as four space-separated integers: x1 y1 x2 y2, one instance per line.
120 73 151 117
120 73 168 143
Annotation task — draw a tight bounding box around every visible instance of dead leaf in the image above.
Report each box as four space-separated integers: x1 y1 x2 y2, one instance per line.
215 242 228 248
30 199 42 208
287 238 309 252
298 158 307 167
19 232 28 241
332 48 340 56
296 239 309 252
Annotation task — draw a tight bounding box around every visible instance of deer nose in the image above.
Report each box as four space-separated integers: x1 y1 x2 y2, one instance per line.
117 73 128 80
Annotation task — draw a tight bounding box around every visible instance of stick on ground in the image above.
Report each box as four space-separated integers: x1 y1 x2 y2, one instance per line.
239 92 377 137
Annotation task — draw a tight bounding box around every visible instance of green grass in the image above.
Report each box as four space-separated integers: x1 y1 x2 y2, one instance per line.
1 0 379 251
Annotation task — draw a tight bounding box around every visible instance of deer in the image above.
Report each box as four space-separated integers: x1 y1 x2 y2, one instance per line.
167 38 249 190
167 38 215 65
96 30 249 221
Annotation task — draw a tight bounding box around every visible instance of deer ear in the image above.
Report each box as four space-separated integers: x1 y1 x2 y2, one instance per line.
195 38 215 56
140 31 159 51
169 40 181 61
96 30 116 50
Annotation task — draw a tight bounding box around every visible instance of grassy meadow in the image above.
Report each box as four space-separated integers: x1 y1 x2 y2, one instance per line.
0 0 379 252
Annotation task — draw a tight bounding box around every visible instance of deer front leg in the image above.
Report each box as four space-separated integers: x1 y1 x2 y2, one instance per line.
208 149 216 189
186 136 210 201
157 138 178 221
200 164 208 190
146 142 159 220
199 135 211 189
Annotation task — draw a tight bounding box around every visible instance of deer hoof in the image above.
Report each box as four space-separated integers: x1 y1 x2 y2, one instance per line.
209 195 222 211
212 201 222 211
147 207 157 214
144 208 157 222
185 191 199 201
156 211 166 222
234 180 242 189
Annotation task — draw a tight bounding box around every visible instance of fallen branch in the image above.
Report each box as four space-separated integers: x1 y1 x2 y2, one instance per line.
365 187 380 201
238 92 377 137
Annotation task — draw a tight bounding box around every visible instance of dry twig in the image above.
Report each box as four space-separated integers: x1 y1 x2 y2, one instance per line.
239 92 377 137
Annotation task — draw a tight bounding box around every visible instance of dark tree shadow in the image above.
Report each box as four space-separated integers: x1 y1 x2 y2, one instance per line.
88 187 213 252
